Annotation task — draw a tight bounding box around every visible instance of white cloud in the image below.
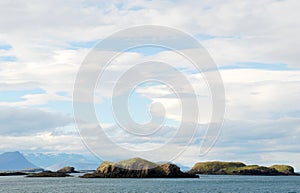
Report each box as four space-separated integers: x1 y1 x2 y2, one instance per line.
0 0 299 169
0 133 84 153
0 107 73 136
221 69 300 120
1 0 299 105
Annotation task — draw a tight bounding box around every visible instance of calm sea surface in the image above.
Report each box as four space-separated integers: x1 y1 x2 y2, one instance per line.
0 175 299 193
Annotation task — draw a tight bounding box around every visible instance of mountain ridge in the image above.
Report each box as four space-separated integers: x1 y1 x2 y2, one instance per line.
24 152 100 170
0 151 38 171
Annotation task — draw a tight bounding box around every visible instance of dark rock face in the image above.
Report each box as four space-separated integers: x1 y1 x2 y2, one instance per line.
189 161 299 176
57 166 77 173
27 171 71 177
159 163 196 178
81 158 198 178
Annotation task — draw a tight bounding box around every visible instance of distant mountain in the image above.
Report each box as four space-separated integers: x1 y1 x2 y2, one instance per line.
174 163 191 172
25 153 101 170
0 151 38 171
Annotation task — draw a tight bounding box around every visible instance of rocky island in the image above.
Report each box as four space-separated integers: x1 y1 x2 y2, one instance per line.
27 166 77 177
188 161 299 176
57 166 78 173
0 172 27 176
81 157 198 178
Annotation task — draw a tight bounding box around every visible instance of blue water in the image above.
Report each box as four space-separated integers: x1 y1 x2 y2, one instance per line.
0 175 300 193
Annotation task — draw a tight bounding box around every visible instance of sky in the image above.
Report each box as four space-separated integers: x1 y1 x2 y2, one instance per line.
0 0 300 170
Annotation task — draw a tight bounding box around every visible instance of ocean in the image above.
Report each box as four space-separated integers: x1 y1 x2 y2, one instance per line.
0 175 299 193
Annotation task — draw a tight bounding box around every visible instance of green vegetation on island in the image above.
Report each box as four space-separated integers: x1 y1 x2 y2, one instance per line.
81 157 198 178
189 161 299 176
269 165 295 175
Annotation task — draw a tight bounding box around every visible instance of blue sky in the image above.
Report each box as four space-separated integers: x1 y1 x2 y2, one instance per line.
0 43 12 50
0 0 300 169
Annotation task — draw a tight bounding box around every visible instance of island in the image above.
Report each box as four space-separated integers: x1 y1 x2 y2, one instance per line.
26 166 77 177
188 161 299 176
80 157 198 178
1 153 299 178
0 172 27 176
57 166 78 173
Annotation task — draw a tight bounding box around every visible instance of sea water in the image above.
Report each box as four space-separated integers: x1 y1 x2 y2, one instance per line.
0 175 299 193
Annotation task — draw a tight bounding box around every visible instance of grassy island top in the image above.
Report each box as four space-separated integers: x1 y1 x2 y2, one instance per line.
189 161 298 176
